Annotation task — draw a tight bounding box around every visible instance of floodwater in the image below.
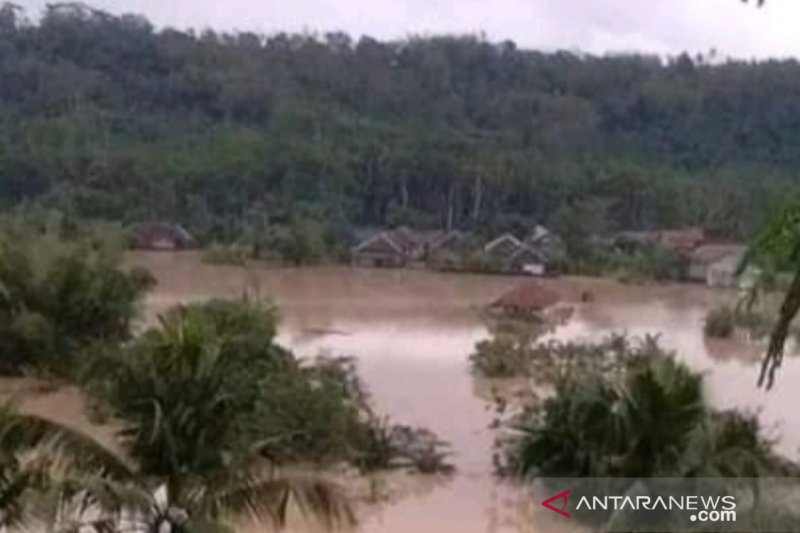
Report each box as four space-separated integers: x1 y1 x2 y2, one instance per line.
10 251 800 533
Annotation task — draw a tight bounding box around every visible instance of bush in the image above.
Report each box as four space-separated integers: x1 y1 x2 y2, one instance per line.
705 306 736 338
498 337 791 481
0 222 154 375
471 327 660 380
85 298 451 474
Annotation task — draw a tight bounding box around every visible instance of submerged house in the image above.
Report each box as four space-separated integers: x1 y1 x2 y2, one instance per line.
350 231 408 267
484 228 562 276
426 230 471 268
130 222 194 251
351 226 468 267
688 244 754 288
489 281 560 316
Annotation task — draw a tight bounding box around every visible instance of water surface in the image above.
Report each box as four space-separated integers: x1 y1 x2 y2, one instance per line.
122 251 800 533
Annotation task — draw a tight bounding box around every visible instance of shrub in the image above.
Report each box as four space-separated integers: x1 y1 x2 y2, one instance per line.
0 223 153 375
705 306 735 338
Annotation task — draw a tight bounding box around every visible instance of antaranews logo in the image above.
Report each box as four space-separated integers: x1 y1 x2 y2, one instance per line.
541 489 571 518
539 486 738 528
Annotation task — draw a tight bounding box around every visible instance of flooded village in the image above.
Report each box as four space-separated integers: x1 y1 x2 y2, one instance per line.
2 2 800 532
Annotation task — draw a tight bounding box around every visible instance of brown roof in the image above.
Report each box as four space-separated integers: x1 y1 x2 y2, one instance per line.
491 281 560 311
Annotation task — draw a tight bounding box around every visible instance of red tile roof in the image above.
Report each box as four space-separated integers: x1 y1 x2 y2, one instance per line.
491 281 560 311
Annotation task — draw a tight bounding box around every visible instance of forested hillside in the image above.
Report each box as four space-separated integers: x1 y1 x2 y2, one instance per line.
1 3 799 251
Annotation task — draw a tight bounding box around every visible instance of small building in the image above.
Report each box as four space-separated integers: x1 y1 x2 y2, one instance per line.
351 231 407 267
351 226 459 267
427 230 471 268
484 233 523 262
524 225 565 271
489 281 560 315
484 232 558 276
688 244 748 287
130 222 193 251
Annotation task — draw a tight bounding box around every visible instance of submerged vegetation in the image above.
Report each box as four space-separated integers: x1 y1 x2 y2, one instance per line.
0 223 450 530
487 331 795 508
0 218 154 376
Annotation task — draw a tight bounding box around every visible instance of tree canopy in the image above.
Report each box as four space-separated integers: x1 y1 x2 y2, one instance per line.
0 3 798 248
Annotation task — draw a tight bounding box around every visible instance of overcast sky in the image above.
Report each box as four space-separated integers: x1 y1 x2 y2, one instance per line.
20 0 800 59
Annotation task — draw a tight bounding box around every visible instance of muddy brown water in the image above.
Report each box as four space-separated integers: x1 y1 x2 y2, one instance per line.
7 251 800 533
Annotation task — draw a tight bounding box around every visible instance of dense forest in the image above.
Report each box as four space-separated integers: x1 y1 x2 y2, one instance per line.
1 2 799 254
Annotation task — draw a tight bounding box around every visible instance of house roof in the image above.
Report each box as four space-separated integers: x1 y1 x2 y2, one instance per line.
657 227 705 252
352 232 404 255
491 281 560 311
484 233 522 257
690 243 745 265
130 222 192 242
429 230 468 252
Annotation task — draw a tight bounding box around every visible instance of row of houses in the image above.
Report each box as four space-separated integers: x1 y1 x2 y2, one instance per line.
350 225 565 275
602 227 753 288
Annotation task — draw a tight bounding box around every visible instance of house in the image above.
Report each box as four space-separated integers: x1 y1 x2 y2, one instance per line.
524 225 566 269
350 231 407 267
688 244 754 288
130 222 194 251
484 233 523 262
484 231 560 276
427 230 471 267
489 281 560 315
350 226 456 267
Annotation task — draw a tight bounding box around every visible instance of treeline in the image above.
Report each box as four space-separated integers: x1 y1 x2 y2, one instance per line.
1 3 799 255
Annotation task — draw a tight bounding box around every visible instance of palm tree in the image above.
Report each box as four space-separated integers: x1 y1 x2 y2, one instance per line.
79 307 354 532
0 401 133 531
508 353 778 480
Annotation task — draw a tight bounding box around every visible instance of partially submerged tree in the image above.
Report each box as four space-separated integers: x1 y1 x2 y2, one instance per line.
0 220 153 376
499 339 788 479
81 303 355 531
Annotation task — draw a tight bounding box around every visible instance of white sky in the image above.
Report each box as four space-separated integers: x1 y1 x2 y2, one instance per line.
17 0 800 59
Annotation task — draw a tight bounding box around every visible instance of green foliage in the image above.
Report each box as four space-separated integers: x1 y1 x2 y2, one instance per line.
471 328 659 380
81 301 355 530
0 219 153 376
499 339 788 479
85 298 451 476
0 5 794 250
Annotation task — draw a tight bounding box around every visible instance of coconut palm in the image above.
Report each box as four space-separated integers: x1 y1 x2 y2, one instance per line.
507 352 778 480
0 400 135 531
80 307 354 532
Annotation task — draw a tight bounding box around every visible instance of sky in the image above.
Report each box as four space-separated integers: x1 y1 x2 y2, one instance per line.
18 0 800 59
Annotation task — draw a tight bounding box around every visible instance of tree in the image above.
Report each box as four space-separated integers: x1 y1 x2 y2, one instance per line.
501 338 785 479
740 200 800 389
0 220 154 375
0 401 132 530
81 305 354 531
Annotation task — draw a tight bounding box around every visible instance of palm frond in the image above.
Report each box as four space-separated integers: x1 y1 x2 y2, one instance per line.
207 472 355 530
